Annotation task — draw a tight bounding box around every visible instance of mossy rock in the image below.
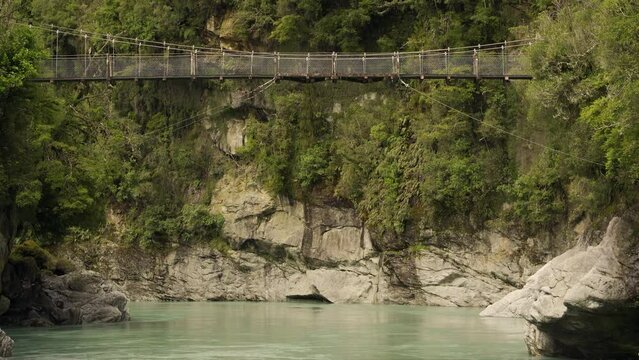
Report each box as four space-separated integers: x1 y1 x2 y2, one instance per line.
9 240 76 275
10 240 53 270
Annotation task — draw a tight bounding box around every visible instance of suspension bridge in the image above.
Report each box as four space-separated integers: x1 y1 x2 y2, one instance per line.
23 23 534 83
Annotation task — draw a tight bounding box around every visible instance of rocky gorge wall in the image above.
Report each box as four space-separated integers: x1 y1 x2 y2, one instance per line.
60 169 582 308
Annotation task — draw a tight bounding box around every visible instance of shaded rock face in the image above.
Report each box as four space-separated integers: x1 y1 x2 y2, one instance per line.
0 267 130 327
0 206 17 310
61 171 540 307
0 207 16 357
211 118 246 156
482 216 639 359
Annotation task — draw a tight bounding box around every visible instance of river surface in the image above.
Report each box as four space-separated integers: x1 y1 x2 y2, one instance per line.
7 302 549 359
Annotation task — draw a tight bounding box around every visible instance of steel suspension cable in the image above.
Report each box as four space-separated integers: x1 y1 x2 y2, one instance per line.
397 78 604 167
12 20 537 57
141 77 278 140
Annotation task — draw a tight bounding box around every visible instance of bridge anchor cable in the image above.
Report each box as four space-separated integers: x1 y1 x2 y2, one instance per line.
397 78 604 167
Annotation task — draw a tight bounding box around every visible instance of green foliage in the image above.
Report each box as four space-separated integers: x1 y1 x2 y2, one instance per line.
242 113 294 195
179 204 225 244
270 15 308 48
209 238 231 255
513 0 639 226
505 156 566 229
242 90 332 195
295 143 331 190
0 25 44 93
407 243 428 255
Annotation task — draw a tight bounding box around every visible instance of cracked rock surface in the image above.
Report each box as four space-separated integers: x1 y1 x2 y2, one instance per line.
482 216 639 359
0 268 130 326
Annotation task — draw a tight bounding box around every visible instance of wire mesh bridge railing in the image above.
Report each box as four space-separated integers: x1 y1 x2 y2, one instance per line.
32 50 532 82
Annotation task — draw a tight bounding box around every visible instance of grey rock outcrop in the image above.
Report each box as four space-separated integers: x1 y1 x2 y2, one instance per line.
0 268 130 326
384 239 523 306
482 216 639 358
62 242 384 304
210 171 375 264
211 118 246 156
0 330 13 358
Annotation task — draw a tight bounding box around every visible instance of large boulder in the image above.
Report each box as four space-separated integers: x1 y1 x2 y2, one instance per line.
481 216 639 358
0 268 130 326
0 330 13 358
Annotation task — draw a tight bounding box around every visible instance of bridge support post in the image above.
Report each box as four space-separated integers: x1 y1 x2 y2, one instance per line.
502 41 509 81
191 49 196 80
163 44 169 81
136 40 141 81
111 38 116 79
54 30 59 81
106 53 111 82
306 52 310 80
445 47 450 81
363 53 367 80
473 47 480 80
331 52 337 82
420 50 424 80
250 51 254 79
83 32 88 80
276 52 280 80
220 51 225 81
106 34 112 83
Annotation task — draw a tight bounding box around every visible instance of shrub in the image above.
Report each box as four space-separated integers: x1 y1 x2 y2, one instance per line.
505 157 567 229
209 238 231 255
295 143 331 189
179 204 225 244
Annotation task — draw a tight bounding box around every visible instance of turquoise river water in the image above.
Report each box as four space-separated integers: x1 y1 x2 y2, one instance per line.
6 302 553 359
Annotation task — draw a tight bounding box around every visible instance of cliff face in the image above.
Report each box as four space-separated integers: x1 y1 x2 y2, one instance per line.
60 169 579 307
